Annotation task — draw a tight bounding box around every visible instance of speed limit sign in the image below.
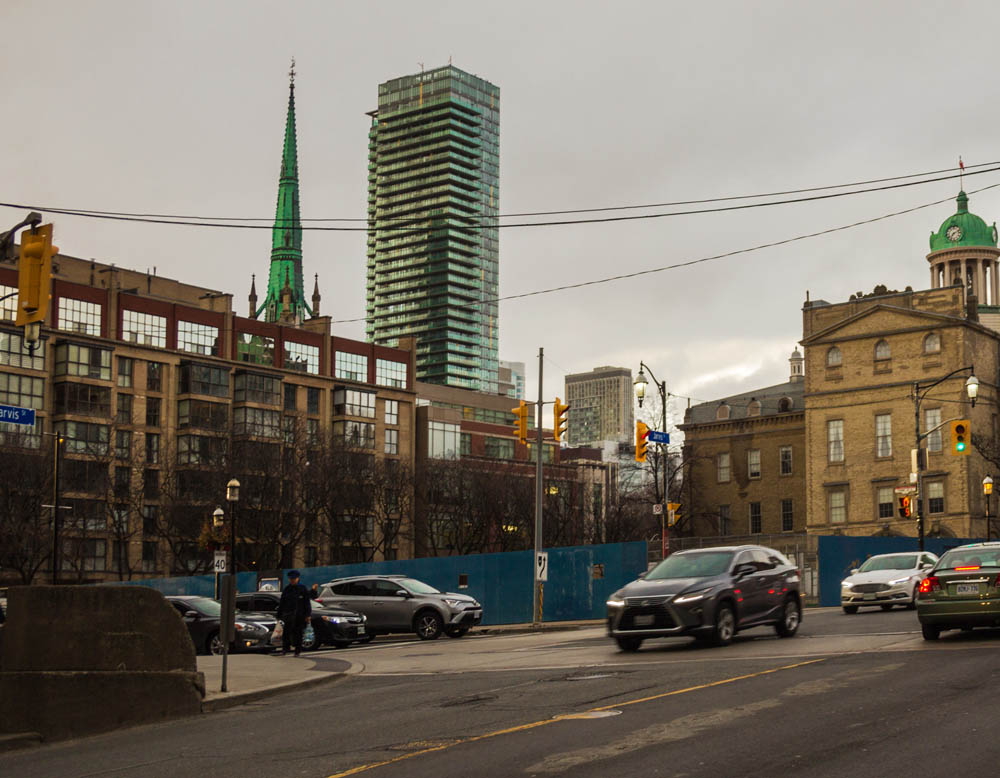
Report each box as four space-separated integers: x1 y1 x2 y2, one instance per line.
214 551 228 573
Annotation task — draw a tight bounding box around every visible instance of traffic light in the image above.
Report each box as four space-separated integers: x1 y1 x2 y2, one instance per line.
897 495 912 518
635 421 649 462
950 419 971 456
16 223 56 327
553 397 570 443
512 401 530 444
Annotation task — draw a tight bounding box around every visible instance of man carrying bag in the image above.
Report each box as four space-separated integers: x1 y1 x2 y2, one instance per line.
277 570 311 656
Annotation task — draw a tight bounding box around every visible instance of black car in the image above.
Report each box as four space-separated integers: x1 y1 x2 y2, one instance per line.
235 591 368 649
606 545 802 651
166 595 276 655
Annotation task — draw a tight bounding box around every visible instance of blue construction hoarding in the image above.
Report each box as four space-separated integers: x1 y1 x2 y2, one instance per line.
118 541 648 625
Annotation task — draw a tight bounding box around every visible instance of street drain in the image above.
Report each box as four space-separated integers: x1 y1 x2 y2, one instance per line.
556 710 622 720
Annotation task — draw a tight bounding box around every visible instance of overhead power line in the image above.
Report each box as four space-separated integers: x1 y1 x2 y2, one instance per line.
1 164 998 231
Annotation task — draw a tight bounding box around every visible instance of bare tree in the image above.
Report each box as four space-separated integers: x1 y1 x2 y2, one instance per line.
0 434 52 583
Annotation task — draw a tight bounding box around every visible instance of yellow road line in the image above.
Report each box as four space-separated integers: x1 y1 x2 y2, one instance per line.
324 657 827 778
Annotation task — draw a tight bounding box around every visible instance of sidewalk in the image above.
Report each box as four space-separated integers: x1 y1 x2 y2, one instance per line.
197 652 347 712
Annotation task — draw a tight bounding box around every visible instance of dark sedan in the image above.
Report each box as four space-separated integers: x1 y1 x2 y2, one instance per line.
166 595 276 655
606 545 802 651
236 591 367 649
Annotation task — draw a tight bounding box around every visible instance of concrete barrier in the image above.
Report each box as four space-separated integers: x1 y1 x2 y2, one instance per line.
0 585 204 743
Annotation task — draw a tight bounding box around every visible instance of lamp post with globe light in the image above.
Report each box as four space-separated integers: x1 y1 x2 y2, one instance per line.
634 362 669 554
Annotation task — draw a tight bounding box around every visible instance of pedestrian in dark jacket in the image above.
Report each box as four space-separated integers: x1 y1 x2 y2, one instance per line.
277 570 311 656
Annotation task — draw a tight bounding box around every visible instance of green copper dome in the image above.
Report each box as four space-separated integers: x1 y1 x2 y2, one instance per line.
929 191 998 252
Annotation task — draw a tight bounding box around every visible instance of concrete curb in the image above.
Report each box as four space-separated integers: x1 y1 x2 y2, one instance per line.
0 732 43 753
201 671 346 713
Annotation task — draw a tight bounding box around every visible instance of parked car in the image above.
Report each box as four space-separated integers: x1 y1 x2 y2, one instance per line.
606 545 802 651
841 551 938 613
917 541 1000 640
318 575 482 640
235 591 367 649
165 595 276 655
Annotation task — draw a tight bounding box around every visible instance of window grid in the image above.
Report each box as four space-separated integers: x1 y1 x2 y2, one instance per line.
384 427 399 455
0 417 42 448
0 330 45 371
877 486 894 519
284 341 320 374
749 502 762 534
928 482 944 514
147 362 164 392
307 387 321 415
177 320 220 356
385 399 399 426
875 413 892 458
117 357 133 388
146 397 161 428
55 420 110 455
334 420 375 449
926 408 942 452
828 420 844 462
334 388 375 418
233 407 281 438
237 333 275 366
829 491 846 523
780 446 793 475
875 340 891 361
179 363 229 397
747 449 761 479
58 297 102 336
54 343 111 381
375 358 407 388
335 352 368 382
781 499 794 532
428 421 460 459
0 372 43 409
0 284 17 321
826 346 842 367
145 433 160 464
122 310 167 347
717 452 730 482
234 373 281 405
719 505 731 536
924 333 941 354
116 394 132 425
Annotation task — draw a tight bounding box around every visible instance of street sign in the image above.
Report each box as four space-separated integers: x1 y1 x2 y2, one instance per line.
668 508 678 526
0 404 35 426
894 486 917 495
213 551 228 573
536 552 548 582
647 430 670 444
652 503 663 515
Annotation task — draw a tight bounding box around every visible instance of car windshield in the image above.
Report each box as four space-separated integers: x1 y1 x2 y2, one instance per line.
937 549 1000 570
184 597 221 617
398 578 441 594
858 554 918 572
644 551 734 580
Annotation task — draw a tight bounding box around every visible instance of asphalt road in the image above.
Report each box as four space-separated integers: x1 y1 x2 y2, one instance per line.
5 606 1000 778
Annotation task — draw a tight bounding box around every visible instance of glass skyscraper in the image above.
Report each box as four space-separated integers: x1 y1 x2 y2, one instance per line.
365 65 499 393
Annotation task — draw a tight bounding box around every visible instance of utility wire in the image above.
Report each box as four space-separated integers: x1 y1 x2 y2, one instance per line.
2 165 998 232
331 182 1000 323
3 161 994 223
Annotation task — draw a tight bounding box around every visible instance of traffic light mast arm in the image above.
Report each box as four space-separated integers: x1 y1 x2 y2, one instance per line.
919 415 971 443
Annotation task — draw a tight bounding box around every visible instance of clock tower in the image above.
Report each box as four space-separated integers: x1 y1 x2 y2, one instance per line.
927 190 1000 304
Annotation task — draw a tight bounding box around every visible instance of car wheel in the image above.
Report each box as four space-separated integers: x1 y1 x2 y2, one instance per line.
207 631 225 655
445 627 469 638
775 597 801 638
711 602 735 647
615 636 643 652
842 605 859 615
414 611 443 640
880 604 894 611
921 624 941 641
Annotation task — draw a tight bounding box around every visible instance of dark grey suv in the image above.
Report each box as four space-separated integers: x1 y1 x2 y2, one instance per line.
318 575 482 640
607 545 802 651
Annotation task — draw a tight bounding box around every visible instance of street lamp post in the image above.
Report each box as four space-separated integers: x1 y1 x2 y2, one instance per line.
220 479 239 694
212 507 225 598
634 362 669 557
984 476 993 541
226 478 240 574
913 366 978 551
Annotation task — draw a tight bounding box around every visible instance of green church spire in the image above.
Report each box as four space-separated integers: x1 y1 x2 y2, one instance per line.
259 59 310 322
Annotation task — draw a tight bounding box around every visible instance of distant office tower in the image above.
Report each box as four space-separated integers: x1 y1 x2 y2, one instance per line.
365 65 500 393
499 360 525 399
565 366 635 446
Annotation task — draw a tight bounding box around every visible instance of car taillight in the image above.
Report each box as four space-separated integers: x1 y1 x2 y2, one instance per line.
918 576 940 594
994 574 1000 589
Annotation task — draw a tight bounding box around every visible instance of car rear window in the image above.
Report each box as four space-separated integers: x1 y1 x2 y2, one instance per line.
645 551 734 580
937 549 1000 569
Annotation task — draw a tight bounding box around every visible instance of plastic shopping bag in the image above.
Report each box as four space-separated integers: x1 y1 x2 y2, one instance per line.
271 619 284 645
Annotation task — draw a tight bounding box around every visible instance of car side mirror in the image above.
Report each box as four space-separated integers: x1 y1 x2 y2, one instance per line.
184 610 199 619
395 589 411 598
850 568 859 575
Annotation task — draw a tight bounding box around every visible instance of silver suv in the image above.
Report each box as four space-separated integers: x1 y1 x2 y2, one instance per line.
318 575 482 640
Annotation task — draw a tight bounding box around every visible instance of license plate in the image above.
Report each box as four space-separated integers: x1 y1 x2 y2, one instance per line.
863 594 875 601
956 584 980 595
357 625 366 634
633 614 655 626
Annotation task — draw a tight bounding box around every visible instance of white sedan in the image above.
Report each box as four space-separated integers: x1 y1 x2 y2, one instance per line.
841 552 938 613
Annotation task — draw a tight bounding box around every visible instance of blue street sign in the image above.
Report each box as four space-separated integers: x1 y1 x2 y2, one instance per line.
0 404 36 426
647 430 670 444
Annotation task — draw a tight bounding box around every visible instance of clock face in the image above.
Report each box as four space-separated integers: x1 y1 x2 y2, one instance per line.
947 225 963 242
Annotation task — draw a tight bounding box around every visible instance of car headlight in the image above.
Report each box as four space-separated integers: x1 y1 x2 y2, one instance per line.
443 598 467 607
234 621 260 632
888 576 911 586
606 597 625 608
674 589 710 604
841 581 853 589
322 616 347 624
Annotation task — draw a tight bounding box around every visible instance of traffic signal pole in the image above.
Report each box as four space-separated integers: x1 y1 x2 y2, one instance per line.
533 347 544 625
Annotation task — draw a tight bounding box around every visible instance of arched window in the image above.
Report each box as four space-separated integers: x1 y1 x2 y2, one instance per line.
923 332 941 354
747 400 761 417
826 346 842 367
874 339 891 361
716 404 730 420
778 397 792 413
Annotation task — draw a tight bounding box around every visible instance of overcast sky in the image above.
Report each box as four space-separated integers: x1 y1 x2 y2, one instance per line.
3 1 999 430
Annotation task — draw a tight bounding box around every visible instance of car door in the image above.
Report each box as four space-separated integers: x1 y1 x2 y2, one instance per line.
251 594 280 615
372 579 413 630
731 551 766 624
331 580 382 627
752 549 784 621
